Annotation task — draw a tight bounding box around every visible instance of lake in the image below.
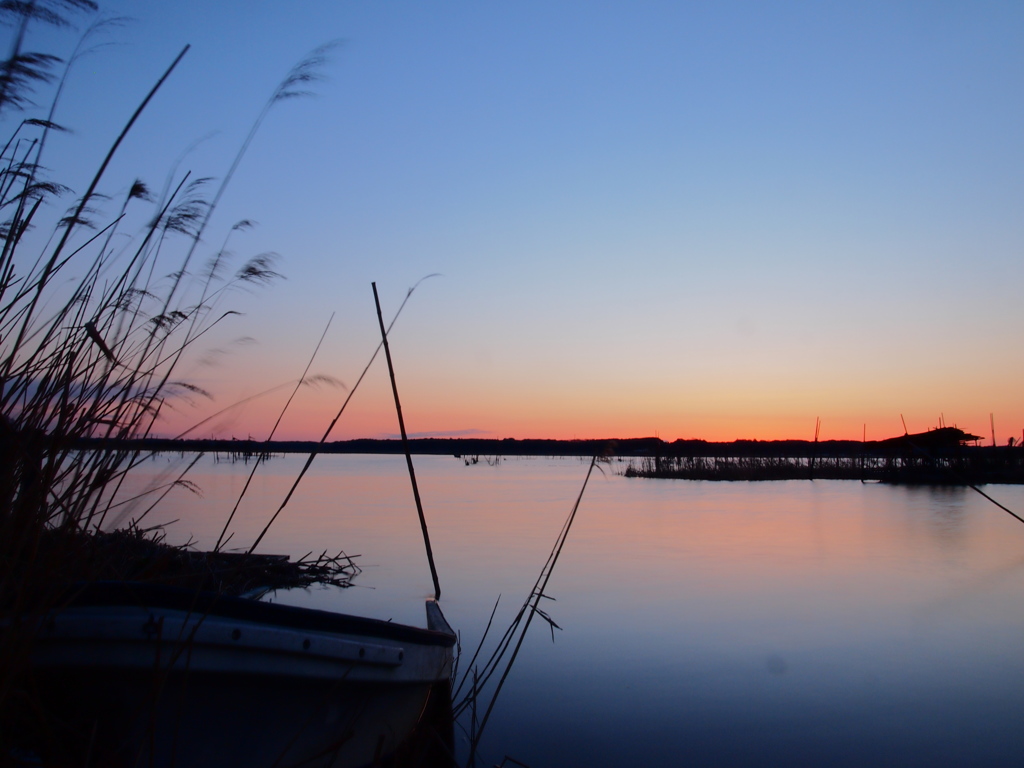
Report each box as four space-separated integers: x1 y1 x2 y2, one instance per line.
125 453 1024 767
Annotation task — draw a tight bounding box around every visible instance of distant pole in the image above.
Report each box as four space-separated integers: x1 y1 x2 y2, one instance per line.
991 413 996 447
901 414 908 435
861 423 866 482
372 282 441 601
809 417 820 480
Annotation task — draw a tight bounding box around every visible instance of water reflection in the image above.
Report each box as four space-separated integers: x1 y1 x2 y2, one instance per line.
128 455 1024 767
899 484 970 553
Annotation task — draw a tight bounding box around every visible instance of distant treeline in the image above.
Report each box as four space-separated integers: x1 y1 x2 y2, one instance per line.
70 428 1024 484
73 435 922 458
71 429 989 459
77 436 660 457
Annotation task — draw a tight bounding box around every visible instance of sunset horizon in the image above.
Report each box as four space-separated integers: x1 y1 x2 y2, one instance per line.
14 2 1020 457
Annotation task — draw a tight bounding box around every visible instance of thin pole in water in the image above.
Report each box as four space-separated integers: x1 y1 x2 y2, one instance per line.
372 282 442 601
861 423 866 483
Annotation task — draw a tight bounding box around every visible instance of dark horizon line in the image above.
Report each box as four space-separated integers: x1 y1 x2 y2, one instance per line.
76 428 1000 459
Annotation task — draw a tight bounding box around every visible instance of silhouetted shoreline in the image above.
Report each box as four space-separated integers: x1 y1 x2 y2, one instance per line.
73 434 908 458
69 431 1024 484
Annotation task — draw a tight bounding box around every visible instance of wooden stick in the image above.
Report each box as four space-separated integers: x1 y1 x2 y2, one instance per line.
372 282 441 601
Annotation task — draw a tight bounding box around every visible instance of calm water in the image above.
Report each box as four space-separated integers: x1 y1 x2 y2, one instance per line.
124 453 1024 767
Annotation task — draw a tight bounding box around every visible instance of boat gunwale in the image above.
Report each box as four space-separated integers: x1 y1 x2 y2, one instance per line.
51 581 457 649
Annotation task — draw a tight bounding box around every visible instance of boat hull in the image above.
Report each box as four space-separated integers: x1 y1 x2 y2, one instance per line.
22 582 456 768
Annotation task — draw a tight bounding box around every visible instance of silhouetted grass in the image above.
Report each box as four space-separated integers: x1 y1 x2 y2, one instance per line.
0 5 349 760
624 448 1024 483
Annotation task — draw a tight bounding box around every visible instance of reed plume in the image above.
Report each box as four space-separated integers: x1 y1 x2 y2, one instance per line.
0 8 349 758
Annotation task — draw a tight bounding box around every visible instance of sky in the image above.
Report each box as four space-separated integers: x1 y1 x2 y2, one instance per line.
9 1 1024 443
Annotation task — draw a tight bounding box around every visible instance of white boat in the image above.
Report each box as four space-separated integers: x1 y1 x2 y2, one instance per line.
28 580 456 768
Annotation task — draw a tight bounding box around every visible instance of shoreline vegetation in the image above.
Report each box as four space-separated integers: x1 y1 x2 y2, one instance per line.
0 5 363 759
79 427 1024 484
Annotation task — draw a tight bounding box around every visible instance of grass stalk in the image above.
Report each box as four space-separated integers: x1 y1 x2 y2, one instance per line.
212 313 335 552
246 278 433 555
460 455 601 766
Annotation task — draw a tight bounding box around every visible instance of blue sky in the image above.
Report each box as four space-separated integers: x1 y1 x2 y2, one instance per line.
11 1 1024 441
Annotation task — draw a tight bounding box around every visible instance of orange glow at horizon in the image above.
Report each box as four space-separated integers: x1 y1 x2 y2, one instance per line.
151 309 1024 447
155 378 1022 447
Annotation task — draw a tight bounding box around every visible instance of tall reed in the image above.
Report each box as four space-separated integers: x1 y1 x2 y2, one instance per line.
0 4 339 754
